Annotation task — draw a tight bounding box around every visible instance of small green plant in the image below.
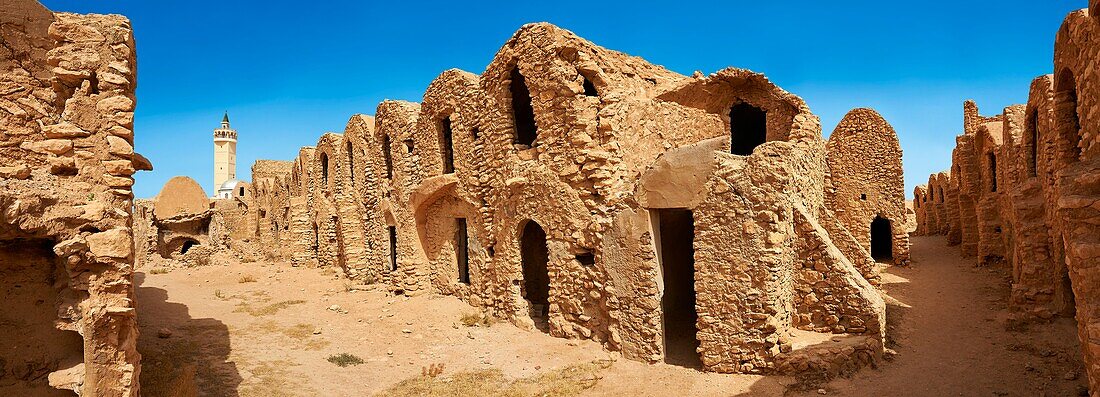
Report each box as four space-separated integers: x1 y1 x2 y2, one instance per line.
327 353 364 367
238 275 257 283
87 193 95 201
149 267 169 275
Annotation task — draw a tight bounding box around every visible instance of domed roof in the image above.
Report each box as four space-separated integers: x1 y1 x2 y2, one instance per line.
218 179 242 191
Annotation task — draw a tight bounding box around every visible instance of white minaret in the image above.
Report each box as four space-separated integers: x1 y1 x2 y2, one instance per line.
213 112 237 194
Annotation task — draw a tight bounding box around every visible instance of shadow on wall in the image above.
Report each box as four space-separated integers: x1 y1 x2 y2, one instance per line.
136 272 241 397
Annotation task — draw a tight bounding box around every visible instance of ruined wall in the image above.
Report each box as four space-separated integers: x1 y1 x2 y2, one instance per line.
915 3 1100 390
237 22 897 376
912 185 928 235
251 160 293 261
825 108 909 267
1052 5 1100 393
0 1 143 394
132 176 218 267
290 147 316 267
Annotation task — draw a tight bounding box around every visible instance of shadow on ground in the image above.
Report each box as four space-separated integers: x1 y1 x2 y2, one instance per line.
136 272 241 397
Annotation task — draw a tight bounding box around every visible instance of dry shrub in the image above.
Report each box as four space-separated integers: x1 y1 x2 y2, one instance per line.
327 353 365 367
238 274 257 283
460 312 497 327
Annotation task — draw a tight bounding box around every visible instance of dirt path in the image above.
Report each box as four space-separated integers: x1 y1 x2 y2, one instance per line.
136 262 787 397
135 236 1085 396
802 236 1086 397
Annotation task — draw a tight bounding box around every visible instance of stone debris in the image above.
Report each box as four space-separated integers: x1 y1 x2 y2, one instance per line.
913 1 1100 392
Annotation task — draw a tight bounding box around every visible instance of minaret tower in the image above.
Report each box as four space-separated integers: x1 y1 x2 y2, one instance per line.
213 112 237 194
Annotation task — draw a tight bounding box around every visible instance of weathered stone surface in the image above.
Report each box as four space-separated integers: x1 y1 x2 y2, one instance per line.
0 2 142 395
0 165 32 179
915 4 1100 391
201 22 903 377
87 228 133 259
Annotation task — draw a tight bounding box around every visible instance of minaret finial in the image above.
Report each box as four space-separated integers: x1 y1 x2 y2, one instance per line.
222 111 230 124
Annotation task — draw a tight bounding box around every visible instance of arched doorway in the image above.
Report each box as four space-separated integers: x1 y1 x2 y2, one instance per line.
729 102 767 156
870 216 893 262
519 220 550 331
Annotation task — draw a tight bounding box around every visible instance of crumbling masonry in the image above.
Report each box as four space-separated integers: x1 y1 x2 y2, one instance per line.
214 23 912 374
914 0 1100 391
0 1 147 395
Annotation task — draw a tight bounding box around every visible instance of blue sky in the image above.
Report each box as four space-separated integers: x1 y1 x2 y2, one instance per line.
40 0 1085 198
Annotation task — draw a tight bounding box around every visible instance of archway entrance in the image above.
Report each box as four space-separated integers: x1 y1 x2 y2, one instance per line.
654 209 701 368
520 220 550 331
870 216 893 262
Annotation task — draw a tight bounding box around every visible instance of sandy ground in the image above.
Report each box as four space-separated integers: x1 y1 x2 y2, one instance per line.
137 236 1086 396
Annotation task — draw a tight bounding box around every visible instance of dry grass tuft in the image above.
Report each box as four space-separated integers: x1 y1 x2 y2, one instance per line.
376 359 611 397
238 274 257 283
149 267 170 275
234 299 306 316
459 311 497 327
422 363 445 377
239 360 310 397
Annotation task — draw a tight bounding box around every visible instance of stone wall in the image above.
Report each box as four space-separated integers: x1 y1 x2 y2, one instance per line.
915 3 1100 391
0 1 145 395
241 22 903 375
825 108 910 268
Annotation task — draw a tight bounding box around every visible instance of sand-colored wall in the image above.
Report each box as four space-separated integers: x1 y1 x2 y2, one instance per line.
0 1 144 394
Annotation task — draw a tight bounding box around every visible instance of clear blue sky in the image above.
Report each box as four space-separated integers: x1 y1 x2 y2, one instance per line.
40 0 1085 199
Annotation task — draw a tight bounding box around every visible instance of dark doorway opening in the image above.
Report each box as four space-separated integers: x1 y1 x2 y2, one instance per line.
441 117 455 174
181 239 197 255
520 220 550 331
655 209 701 368
729 103 767 156
870 216 893 262
388 226 398 271
510 67 538 147
455 218 469 284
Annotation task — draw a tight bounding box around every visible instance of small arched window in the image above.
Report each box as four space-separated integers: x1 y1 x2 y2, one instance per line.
440 116 455 174
510 67 537 147
988 152 998 192
347 142 355 186
382 134 394 179
581 73 598 97
320 153 329 186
